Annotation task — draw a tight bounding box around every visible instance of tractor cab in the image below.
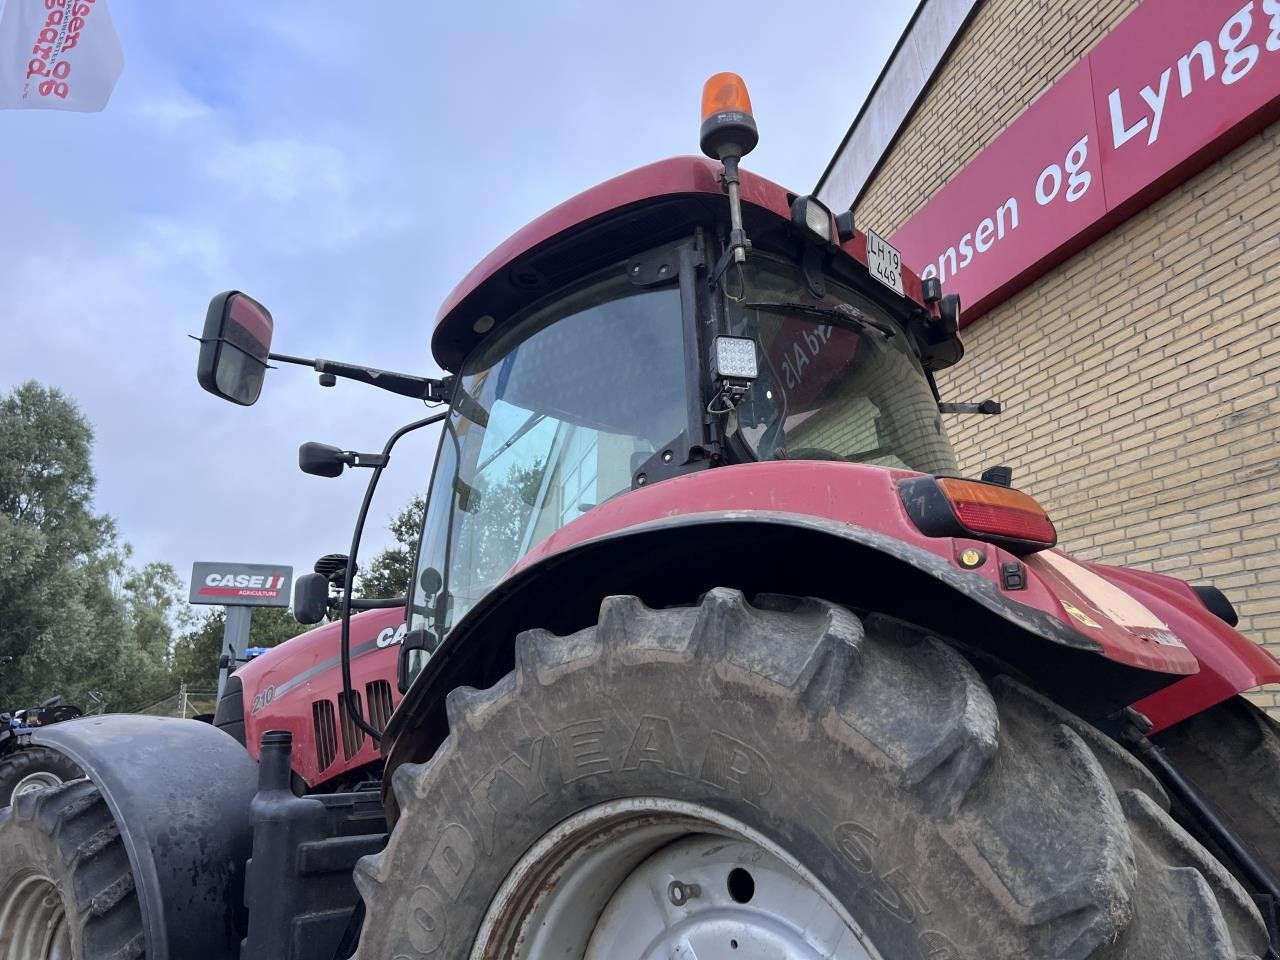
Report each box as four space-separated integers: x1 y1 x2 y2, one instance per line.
406 75 966 644
409 205 963 641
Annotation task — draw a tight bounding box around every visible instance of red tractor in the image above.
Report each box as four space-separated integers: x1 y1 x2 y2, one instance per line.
3 74 1280 960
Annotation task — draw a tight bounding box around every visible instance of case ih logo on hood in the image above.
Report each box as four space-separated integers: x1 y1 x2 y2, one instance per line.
198 572 288 599
189 562 293 608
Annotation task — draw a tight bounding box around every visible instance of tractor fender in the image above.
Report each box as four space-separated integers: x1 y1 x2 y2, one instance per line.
29 714 258 960
384 509 1185 781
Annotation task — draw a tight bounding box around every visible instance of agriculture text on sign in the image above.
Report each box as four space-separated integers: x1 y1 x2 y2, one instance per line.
890 0 1280 325
190 562 294 608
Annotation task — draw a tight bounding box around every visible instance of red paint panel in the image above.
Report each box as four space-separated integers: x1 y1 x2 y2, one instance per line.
434 156 931 349
890 0 1280 325
1096 563 1280 733
234 607 405 787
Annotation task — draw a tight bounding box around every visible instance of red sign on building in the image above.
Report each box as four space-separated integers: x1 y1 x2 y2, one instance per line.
891 0 1280 325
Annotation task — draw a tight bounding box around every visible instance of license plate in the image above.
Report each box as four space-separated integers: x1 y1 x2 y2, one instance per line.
866 229 904 296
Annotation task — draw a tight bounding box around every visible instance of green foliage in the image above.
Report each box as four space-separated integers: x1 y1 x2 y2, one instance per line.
172 607 307 690
0 382 132 710
360 495 425 599
467 461 544 584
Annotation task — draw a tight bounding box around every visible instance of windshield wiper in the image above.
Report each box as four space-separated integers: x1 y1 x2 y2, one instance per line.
476 411 547 473
743 301 896 339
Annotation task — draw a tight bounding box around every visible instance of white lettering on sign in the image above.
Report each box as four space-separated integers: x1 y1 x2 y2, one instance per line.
920 196 1022 284
204 573 286 590
918 2 1280 291
1108 1 1273 151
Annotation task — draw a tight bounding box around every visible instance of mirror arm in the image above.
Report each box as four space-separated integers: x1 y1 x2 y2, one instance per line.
267 353 452 403
348 596 406 610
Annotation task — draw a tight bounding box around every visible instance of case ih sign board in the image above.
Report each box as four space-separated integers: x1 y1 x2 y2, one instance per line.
190 562 293 607
892 0 1280 325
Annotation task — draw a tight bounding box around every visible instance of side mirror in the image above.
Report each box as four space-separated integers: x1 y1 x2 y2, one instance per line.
292 573 330 625
396 628 437 694
299 442 348 478
196 291 274 406
419 566 443 596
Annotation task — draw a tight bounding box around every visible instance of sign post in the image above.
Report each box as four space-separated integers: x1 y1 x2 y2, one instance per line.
189 562 293 700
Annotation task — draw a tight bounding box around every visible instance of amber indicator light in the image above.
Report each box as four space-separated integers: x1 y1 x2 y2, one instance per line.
937 478 1057 545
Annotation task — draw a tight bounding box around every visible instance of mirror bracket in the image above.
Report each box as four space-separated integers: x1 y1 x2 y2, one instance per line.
396 628 438 694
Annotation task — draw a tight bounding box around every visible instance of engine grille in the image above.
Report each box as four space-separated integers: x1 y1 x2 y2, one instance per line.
338 690 366 761
311 699 338 772
366 680 394 735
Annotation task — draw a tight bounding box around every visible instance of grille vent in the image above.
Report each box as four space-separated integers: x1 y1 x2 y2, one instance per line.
312 699 338 772
366 680 394 735
338 691 366 761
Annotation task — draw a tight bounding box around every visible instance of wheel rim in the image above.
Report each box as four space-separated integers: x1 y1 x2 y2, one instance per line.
0 871 73 960
10 771 63 803
470 797 883 960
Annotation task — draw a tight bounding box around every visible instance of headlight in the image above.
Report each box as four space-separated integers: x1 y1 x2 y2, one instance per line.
790 195 834 244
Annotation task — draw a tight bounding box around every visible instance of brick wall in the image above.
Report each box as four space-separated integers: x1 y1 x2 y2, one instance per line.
853 0 1280 714
855 0 1138 238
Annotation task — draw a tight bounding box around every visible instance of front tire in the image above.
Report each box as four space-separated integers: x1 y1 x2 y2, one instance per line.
355 589 1268 959
0 778 145 960
0 746 84 806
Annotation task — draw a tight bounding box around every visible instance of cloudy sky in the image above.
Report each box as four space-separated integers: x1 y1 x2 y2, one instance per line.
1 0 915 597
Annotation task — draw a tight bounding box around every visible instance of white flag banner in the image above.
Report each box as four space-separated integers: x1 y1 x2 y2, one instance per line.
0 0 124 111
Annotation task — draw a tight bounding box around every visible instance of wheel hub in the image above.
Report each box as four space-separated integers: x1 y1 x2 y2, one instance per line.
10 771 64 803
586 836 868 958
470 797 881 960
0 870 72 960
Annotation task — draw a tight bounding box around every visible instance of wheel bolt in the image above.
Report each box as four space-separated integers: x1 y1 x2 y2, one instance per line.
667 880 701 906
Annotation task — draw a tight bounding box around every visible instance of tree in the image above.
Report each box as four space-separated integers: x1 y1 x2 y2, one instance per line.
172 607 307 690
113 560 190 709
0 382 130 709
360 495 425 599
465 461 544 585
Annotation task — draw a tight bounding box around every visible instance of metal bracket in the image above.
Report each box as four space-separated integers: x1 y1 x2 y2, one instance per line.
627 240 692 287
708 236 751 291
801 246 826 299
938 400 1001 415
632 434 711 490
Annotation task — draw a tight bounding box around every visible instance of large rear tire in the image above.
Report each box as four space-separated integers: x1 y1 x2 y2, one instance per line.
0 778 145 960
0 746 84 807
1154 696 1280 883
354 589 1269 959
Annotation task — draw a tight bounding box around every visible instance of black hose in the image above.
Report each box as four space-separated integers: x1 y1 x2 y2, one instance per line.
340 411 448 741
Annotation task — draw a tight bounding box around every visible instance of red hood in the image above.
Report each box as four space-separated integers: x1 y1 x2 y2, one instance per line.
233 607 406 786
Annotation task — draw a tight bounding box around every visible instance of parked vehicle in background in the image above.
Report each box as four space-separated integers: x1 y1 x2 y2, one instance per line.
0 695 85 805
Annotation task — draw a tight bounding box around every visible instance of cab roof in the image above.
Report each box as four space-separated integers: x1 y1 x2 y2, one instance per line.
431 155 927 372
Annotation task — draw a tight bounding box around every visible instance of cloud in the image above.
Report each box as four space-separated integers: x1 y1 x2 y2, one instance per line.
130 90 214 130
208 139 349 205
1 0 914 604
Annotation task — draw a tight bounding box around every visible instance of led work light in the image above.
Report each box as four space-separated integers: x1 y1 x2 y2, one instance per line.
710 335 758 413
713 335 759 380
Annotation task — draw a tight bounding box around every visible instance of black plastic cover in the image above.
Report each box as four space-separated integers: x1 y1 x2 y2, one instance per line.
1192 584 1240 627
30 715 259 960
